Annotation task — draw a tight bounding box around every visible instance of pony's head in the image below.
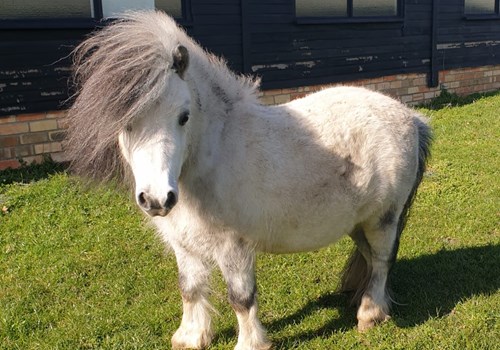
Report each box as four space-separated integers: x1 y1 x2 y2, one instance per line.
66 12 194 217
118 45 191 216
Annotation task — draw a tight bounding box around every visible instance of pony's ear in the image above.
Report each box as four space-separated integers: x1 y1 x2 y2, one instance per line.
172 45 189 79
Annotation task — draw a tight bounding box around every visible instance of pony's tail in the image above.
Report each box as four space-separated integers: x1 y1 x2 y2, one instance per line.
339 114 432 304
391 115 432 262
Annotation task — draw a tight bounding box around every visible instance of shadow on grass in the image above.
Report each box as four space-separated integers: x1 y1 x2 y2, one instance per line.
215 244 499 346
214 293 356 347
392 244 500 327
268 293 357 347
419 89 500 110
0 158 68 186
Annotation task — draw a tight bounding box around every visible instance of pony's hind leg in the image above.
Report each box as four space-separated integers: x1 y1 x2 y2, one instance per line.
215 237 271 350
340 227 372 296
355 214 400 332
171 245 214 349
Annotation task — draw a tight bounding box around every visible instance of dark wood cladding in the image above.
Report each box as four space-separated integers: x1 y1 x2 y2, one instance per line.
1 0 499 116
248 0 500 89
0 29 87 115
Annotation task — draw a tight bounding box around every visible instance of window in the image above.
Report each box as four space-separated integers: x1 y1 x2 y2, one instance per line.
156 0 183 19
353 0 398 17
101 0 183 19
296 0 402 22
464 0 499 17
465 0 496 14
0 0 92 19
0 0 188 28
296 0 347 17
102 0 156 18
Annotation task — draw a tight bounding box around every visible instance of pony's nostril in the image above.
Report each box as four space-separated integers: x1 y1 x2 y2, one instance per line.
137 191 176 215
138 192 149 208
165 191 177 209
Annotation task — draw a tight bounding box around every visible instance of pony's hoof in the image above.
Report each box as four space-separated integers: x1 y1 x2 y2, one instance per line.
234 340 273 350
357 314 391 332
357 294 391 332
357 319 375 332
171 327 213 349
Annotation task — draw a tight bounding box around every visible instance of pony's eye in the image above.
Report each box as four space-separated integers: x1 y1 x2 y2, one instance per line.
125 124 132 132
178 112 190 126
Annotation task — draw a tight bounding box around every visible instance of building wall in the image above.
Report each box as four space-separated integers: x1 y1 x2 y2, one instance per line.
187 0 243 73
1 64 499 170
0 111 67 170
2 1 500 117
0 0 245 117
259 64 500 105
436 1 500 71
249 0 433 89
249 0 500 90
0 28 87 116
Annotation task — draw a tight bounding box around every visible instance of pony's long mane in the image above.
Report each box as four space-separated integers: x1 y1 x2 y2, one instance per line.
66 12 183 182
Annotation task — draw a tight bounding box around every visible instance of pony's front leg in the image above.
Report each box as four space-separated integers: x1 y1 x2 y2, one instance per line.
171 245 213 349
215 238 271 350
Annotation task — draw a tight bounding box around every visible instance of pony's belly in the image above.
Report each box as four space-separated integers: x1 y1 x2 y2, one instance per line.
243 199 358 254
254 222 349 254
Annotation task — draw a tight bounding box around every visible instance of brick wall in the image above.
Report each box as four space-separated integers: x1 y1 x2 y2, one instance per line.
0 64 499 170
0 111 67 170
259 64 500 105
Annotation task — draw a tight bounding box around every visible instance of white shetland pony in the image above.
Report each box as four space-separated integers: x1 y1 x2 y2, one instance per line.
67 11 431 350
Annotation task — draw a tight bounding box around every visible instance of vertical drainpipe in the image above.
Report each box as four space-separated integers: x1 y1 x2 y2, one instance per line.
429 0 440 87
240 0 251 74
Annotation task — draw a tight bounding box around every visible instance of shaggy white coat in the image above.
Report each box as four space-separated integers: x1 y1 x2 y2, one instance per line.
67 11 432 350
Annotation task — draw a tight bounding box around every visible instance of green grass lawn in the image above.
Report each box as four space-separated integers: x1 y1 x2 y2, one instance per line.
1 92 499 349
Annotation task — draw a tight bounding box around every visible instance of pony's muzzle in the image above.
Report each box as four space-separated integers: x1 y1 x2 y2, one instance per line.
137 191 177 217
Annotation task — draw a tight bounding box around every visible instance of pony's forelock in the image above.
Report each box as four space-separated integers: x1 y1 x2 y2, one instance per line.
66 11 180 183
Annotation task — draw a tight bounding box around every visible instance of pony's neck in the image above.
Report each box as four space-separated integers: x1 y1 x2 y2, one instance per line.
180 44 261 188
185 45 260 117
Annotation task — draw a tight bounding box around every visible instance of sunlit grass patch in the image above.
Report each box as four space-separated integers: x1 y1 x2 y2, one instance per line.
1 92 499 349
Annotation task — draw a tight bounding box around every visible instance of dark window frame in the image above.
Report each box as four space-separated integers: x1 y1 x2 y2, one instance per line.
295 0 404 24
0 0 191 29
463 0 500 20
156 0 192 25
